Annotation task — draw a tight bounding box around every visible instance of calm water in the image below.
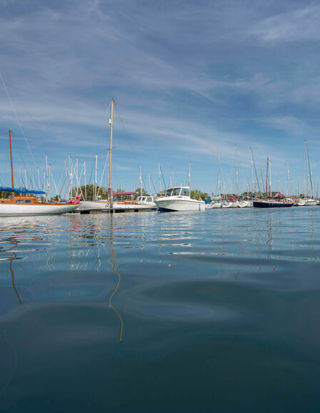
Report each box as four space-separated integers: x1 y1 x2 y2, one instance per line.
1 207 320 412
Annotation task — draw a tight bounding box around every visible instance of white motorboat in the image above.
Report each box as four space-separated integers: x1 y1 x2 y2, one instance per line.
155 187 205 212
136 196 157 209
136 195 156 206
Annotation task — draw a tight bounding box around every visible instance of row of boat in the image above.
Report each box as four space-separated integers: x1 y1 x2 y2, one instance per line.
1 102 319 216
0 186 202 216
1 184 320 216
207 197 319 209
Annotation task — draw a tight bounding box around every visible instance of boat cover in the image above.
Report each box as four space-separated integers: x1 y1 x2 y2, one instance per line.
0 186 46 195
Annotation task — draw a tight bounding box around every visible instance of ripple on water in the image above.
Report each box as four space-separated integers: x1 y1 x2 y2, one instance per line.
1 209 320 411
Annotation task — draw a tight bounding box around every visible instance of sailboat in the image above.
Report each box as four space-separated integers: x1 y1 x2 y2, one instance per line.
297 141 318 206
253 157 294 208
78 99 115 212
0 129 80 217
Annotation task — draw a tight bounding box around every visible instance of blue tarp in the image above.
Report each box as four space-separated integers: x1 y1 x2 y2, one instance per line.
0 186 46 195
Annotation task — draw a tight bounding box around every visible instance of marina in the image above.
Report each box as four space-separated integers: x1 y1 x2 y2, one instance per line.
2 1 320 411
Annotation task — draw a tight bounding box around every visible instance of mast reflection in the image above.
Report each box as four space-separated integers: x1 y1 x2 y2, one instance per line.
107 215 124 342
8 239 22 304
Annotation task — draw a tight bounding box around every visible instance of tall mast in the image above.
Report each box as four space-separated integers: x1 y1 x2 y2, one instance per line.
45 155 50 195
266 157 269 198
148 174 152 195
269 158 272 196
158 163 161 192
304 140 310 197
305 140 313 198
9 129 14 188
84 161 87 201
169 167 173 187
139 166 143 197
94 154 98 201
286 161 290 196
217 152 221 195
107 98 114 206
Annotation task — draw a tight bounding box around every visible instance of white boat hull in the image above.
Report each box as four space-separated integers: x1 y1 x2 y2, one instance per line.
79 201 157 212
155 197 205 212
0 203 79 217
78 201 109 211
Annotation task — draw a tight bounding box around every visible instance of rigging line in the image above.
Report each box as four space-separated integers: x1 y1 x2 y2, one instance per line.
76 161 85 200
0 71 38 172
75 164 85 200
306 142 313 197
58 173 68 199
51 170 60 199
159 165 167 189
88 158 95 188
97 152 109 195
252 154 261 193
150 175 157 195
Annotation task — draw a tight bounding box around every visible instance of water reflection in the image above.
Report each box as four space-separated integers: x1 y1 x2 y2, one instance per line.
0 215 126 342
1 209 320 411
8 239 22 305
108 240 124 342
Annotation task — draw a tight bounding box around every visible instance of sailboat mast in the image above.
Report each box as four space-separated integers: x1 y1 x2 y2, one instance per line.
107 98 114 205
139 166 143 197
304 140 309 197
266 157 269 198
9 129 14 188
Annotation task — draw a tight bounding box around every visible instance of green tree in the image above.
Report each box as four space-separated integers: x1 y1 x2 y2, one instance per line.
72 184 107 200
190 189 209 200
135 188 148 198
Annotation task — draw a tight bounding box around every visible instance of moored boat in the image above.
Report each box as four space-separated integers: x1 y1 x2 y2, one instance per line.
0 188 80 216
0 129 80 217
155 187 205 212
253 157 294 208
253 199 294 208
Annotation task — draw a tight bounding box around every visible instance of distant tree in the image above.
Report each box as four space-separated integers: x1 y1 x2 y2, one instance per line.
135 187 148 198
190 190 209 200
72 184 107 200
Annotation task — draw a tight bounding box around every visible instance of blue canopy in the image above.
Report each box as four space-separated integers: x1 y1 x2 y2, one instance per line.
0 186 46 195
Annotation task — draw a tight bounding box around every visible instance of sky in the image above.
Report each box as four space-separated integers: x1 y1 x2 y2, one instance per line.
1 0 320 196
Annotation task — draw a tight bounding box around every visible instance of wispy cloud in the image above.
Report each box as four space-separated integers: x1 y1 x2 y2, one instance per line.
249 5 320 43
0 0 319 193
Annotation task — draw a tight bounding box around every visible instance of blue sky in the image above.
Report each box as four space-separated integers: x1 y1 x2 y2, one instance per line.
1 0 320 196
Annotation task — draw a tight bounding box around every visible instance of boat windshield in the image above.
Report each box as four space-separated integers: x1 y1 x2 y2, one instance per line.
172 188 181 196
181 188 189 196
165 189 173 197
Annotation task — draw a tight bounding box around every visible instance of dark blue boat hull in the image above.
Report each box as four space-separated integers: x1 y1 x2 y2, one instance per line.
253 201 293 208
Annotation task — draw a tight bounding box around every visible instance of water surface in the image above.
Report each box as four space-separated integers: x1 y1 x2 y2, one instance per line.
1 207 320 412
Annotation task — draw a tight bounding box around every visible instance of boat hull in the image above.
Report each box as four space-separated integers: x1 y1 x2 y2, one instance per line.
253 201 293 208
0 203 79 216
78 201 109 211
155 198 205 212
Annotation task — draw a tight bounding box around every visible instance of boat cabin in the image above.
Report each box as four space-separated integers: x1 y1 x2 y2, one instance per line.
137 196 154 204
0 196 39 205
164 187 190 197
